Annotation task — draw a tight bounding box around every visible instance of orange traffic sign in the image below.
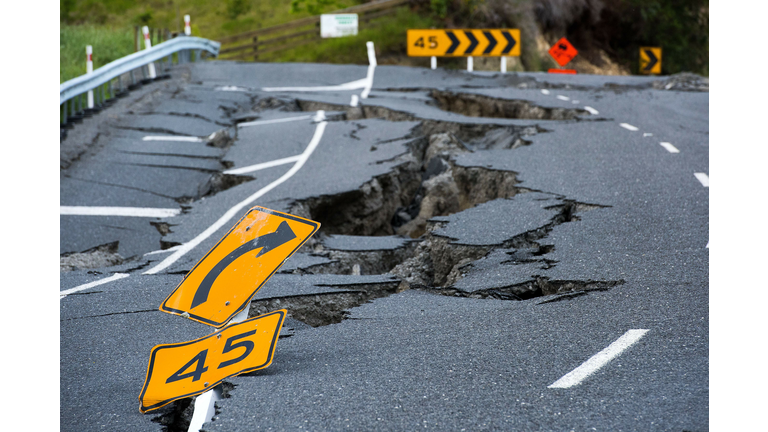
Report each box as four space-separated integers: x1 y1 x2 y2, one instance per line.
160 207 319 327
548 37 578 67
407 29 520 57
139 310 287 413
639 47 662 74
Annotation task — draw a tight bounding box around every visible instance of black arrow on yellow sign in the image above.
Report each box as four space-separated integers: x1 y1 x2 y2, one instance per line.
446 31 460 54
642 49 658 72
501 31 516 54
190 221 297 309
483 31 497 54
464 31 478 54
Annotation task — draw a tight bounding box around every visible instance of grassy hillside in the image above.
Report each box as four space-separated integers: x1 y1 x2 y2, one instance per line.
60 0 708 82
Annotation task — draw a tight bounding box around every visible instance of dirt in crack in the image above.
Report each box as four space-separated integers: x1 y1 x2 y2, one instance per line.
428 90 589 120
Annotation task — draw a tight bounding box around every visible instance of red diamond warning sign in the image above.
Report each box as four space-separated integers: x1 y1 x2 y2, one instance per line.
548 37 578 67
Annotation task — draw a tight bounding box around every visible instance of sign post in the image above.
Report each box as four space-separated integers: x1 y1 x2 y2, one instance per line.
639 47 662 75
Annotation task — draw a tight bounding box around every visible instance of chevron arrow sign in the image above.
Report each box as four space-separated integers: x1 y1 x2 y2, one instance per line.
407 29 521 57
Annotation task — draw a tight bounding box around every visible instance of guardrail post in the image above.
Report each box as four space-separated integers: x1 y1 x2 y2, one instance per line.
431 56 436 70
184 15 191 36
142 26 157 79
467 56 473 72
252 36 259 61
86 46 94 109
501 57 507 73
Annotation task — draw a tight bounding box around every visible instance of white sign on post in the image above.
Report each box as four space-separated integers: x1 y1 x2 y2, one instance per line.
321 14 358 38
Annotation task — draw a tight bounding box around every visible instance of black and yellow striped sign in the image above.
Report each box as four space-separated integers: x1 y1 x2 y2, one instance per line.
407 29 520 57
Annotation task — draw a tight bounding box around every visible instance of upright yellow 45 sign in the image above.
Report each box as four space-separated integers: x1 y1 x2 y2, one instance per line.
407 29 520 57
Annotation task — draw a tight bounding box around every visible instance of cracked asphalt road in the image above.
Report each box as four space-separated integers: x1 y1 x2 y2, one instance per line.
59 60 708 431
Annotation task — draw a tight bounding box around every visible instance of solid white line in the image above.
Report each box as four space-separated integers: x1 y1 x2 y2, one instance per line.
142 136 203 142
143 112 328 275
60 273 130 298
60 206 181 218
541 89 550 95
694 172 709 187
360 41 377 99
584 106 599 115
262 78 368 92
350 94 359 107
548 329 649 389
619 123 639 131
659 142 680 153
223 155 302 175
237 115 314 128
556 95 570 101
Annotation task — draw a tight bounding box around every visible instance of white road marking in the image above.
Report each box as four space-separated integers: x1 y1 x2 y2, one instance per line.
643 133 653 137
694 172 709 187
584 106 599 115
541 89 550 95
548 329 649 389
60 206 181 218
143 111 328 275
350 94 359 107
659 142 680 153
262 78 368 92
142 136 203 142
620 123 639 131
360 41 377 99
216 85 249 92
237 115 314 128
60 273 130 299
571 100 579 104
224 155 302 175
556 95 570 101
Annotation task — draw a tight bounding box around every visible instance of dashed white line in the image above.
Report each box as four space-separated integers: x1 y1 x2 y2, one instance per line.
142 136 203 142
694 172 709 187
224 155 302 175
584 106 599 115
541 89 550 95
237 115 314 128
643 133 653 137
143 111 328 275
350 94 359 107
548 329 649 389
216 85 250 92
60 206 181 218
659 142 680 153
60 273 130 299
619 123 639 131
571 100 579 104
556 95 570 101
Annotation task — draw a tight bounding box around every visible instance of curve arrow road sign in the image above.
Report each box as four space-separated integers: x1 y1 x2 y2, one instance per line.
640 47 662 74
408 29 521 57
160 207 320 328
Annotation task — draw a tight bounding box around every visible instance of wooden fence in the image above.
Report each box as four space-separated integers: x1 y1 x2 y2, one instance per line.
218 0 409 61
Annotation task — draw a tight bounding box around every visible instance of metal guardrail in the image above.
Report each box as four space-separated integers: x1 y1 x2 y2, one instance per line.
60 36 221 129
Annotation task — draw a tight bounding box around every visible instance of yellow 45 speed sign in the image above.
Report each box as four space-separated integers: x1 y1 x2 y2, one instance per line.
139 310 287 412
407 29 520 57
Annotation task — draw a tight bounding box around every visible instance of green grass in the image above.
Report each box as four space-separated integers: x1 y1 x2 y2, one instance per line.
265 8 437 65
60 25 135 83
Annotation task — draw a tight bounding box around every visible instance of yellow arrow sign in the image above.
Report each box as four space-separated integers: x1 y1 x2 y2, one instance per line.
407 29 520 57
139 310 287 413
639 47 662 74
160 207 319 328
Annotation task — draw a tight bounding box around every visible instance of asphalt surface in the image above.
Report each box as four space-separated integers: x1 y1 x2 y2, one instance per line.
60 58 708 431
